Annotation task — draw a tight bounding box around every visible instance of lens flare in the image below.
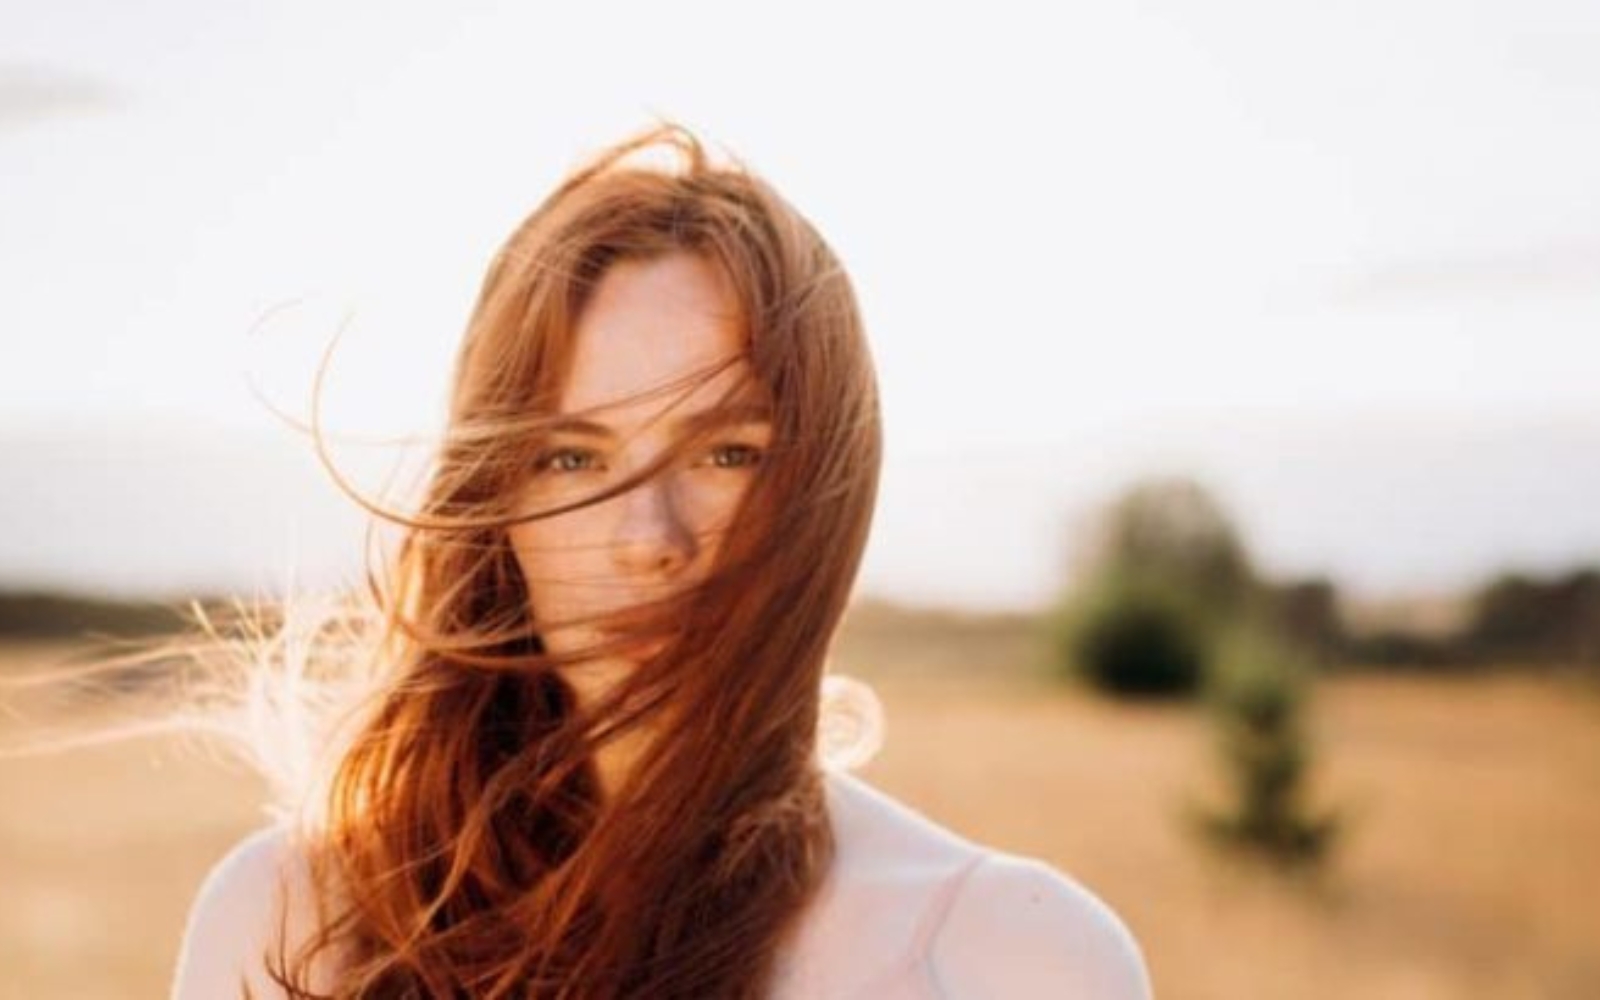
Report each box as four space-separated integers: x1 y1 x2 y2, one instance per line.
817 672 884 772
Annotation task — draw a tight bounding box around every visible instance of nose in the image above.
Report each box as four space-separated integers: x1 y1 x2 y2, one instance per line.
610 473 697 578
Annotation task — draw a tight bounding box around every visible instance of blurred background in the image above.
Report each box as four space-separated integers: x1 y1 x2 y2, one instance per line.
3 2 1598 997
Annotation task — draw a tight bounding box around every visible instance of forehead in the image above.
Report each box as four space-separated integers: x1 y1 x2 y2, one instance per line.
561 252 757 414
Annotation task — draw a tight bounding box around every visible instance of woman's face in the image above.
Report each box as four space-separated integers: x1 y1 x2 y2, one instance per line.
506 251 773 707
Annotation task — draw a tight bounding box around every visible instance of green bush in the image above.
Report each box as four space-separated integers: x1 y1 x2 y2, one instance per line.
1048 476 1262 700
1050 573 1212 699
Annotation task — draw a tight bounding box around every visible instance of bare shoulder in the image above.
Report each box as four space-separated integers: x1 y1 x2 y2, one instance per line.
822 769 981 867
927 851 1154 999
170 823 335 1000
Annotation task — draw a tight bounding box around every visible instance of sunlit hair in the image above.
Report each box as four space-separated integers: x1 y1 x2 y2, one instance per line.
4 122 886 998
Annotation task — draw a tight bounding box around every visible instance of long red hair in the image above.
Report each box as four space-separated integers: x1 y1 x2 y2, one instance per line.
260 123 884 997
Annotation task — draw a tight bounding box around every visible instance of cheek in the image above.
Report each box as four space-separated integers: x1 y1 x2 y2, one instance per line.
509 523 565 592
507 509 607 590
676 477 756 539
507 524 576 640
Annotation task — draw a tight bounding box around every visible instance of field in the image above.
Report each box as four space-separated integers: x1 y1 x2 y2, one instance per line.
3 612 1599 999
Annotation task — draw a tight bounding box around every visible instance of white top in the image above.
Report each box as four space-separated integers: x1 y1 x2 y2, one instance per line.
172 769 1154 998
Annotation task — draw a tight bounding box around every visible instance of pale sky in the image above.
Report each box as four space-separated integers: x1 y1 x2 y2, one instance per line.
4 1 1599 609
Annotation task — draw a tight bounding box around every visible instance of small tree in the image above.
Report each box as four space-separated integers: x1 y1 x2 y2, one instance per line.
1080 476 1259 621
1183 624 1345 872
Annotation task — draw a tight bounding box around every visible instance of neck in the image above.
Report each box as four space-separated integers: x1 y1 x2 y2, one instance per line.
593 723 654 805
563 660 655 806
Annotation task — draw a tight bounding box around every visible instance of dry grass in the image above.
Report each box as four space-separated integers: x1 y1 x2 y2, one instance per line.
3 629 1598 999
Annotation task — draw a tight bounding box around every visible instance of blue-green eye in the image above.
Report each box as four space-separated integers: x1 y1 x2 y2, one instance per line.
536 448 599 474
709 444 763 469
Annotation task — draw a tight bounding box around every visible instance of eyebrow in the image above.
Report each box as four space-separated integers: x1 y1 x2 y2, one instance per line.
543 401 774 440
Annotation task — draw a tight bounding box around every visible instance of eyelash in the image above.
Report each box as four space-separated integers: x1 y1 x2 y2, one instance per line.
533 443 765 475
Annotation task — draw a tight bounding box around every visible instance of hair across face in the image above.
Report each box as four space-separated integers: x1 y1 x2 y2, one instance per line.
505 251 775 746
505 252 768 707
290 124 883 998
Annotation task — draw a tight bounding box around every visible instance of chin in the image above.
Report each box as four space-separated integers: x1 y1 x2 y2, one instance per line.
564 652 639 687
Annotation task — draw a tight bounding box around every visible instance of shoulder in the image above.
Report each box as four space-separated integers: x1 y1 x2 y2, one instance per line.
774 770 992 995
170 823 333 1000
927 851 1153 999
822 768 980 869
813 771 1153 997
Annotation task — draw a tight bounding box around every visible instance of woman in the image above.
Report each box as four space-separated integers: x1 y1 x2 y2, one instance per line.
169 124 1154 999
